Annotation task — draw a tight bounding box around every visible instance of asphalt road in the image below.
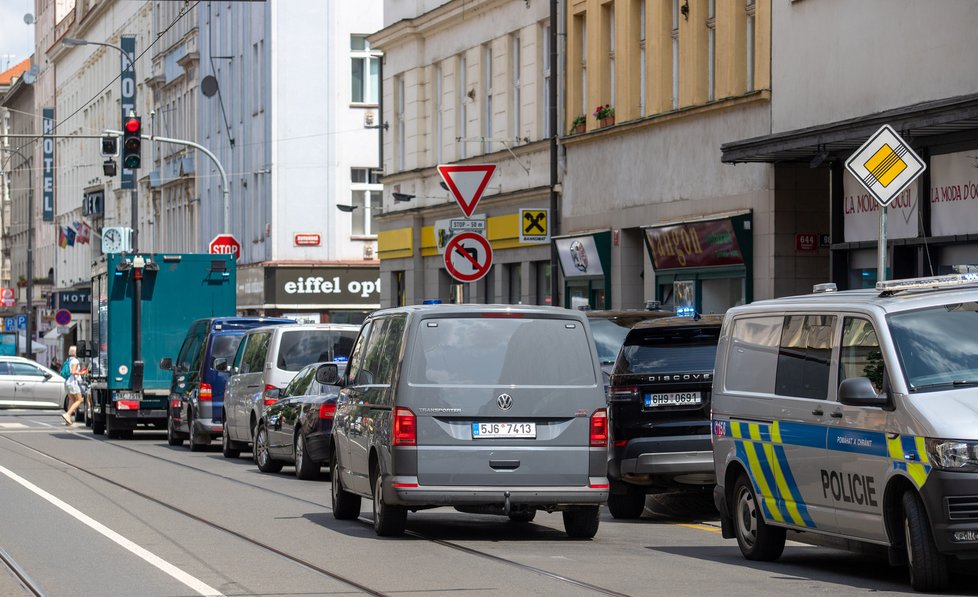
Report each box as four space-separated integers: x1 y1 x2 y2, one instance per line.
0 408 972 597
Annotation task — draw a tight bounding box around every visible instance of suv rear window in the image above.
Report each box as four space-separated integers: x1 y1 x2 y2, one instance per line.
617 327 721 374
277 329 359 371
406 317 596 385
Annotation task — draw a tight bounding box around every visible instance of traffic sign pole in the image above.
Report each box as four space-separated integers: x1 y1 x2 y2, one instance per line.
878 206 888 282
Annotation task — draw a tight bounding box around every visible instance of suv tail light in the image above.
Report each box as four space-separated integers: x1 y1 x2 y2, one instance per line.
590 408 608 447
199 383 213 401
393 407 416 446
608 386 638 402
319 403 336 419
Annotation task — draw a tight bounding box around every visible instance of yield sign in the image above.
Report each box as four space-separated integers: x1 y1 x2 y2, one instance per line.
444 232 493 283
437 164 496 217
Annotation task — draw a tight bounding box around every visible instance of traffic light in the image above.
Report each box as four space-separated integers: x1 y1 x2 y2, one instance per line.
122 116 142 169
100 135 118 157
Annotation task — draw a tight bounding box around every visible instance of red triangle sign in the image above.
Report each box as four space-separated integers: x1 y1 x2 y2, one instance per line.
437 164 496 217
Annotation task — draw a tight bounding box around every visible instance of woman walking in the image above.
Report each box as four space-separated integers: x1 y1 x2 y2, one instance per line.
62 346 87 426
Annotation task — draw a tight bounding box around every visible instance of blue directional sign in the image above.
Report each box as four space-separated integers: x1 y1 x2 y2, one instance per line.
4 317 14 332
16 315 27 330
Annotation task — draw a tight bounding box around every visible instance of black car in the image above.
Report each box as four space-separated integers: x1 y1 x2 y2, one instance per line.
585 308 672 389
606 314 723 519
253 361 345 479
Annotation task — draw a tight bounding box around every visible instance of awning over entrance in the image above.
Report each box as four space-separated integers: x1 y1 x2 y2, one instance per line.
721 92 978 164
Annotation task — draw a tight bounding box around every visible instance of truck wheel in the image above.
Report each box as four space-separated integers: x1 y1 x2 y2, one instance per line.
903 490 949 591
222 422 241 458
733 473 785 561
330 451 361 520
372 473 407 536
563 506 600 538
607 488 646 519
92 417 105 436
295 433 320 480
253 425 282 473
167 414 184 447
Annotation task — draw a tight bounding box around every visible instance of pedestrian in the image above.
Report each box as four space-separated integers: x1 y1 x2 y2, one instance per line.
50 357 61 374
62 346 88 426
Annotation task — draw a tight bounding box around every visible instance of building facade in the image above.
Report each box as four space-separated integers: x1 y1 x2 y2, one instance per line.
722 0 978 290
197 1 383 323
372 0 556 307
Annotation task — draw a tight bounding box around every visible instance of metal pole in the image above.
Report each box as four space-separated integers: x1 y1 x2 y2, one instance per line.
549 0 560 307
877 205 888 283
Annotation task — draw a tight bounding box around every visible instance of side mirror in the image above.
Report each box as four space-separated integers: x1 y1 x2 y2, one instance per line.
316 363 341 386
43 372 53 380
213 357 228 372
838 377 890 408
159 357 173 371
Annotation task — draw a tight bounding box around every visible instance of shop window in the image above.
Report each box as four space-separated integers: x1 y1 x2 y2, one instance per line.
507 263 522 304
393 271 406 307
534 260 551 305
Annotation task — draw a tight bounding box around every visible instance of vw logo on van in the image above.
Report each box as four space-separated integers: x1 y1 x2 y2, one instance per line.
496 394 513 410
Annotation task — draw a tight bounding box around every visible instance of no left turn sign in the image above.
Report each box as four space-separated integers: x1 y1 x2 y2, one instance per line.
444 232 493 283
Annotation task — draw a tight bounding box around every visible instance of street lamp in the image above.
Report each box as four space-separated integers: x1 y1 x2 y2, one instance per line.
1 146 34 359
62 37 135 71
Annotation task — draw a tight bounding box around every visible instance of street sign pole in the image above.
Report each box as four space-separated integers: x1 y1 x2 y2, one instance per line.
878 206 888 282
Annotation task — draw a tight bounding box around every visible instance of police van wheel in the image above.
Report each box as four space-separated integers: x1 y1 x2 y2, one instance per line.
733 474 785 561
902 490 949 592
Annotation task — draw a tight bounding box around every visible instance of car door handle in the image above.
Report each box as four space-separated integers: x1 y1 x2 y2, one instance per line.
830 410 843 418
811 407 824 416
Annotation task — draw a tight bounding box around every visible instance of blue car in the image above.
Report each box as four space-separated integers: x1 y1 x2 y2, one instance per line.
162 316 295 451
253 361 346 479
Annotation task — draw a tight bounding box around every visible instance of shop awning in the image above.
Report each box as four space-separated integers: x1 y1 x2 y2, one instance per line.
721 92 978 164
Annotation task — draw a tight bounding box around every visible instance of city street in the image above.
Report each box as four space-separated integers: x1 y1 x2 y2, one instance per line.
0 409 967 597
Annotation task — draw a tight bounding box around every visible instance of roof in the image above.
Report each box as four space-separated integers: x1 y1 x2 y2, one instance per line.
629 314 725 331
721 92 978 164
729 283 978 317
372 303 592 320
0 58 31 86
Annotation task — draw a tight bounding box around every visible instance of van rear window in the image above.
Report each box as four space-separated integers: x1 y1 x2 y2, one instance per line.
211 335 243 359
407 317 596 386
617 328 720 374
277 329 359 372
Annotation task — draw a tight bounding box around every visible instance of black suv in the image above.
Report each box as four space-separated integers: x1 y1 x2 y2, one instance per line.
606 314 723 519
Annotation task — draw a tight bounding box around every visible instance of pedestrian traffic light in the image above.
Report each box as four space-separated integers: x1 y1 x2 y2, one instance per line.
100 135 118 157
122 116 141 169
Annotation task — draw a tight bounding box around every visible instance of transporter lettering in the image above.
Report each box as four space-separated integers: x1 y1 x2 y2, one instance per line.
821 469 878 507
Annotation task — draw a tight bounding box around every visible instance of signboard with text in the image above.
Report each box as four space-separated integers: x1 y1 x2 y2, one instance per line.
644 219 745 270
120 35 137 190
42 107 55 221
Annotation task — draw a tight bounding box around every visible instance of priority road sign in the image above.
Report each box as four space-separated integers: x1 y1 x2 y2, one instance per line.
520 208 549 243
845 124 925 207
437 164 496 217
444 232 493 283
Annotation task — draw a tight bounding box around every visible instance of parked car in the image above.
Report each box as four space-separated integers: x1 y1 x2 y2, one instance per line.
161 316 295 451
222 323 360 458
253 361 346 479
0 356 66 410
328 304 609 538
606 314 723 519
585 307 672 388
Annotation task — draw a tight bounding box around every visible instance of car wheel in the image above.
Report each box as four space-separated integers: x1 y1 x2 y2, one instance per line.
330 451 361 520
188 412 208 452
372 473 407 537
222 421 241 458
607 488 647 519
166 413 184 447
294 433 320 480
732 473 785 561
903 490 949 591
253 425 282 473
563 506 600 539
507 509 536 523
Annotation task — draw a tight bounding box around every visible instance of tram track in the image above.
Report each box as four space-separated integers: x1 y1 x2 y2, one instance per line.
0 545 47 597
2 432 630 597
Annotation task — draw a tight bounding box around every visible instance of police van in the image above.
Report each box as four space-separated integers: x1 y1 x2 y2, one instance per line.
712 273 978 592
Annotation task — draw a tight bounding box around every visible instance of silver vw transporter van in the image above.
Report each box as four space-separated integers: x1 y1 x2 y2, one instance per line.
329 304 609 538
712 274 978 592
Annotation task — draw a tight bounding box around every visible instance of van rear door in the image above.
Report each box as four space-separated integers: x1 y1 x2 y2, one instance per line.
404 313 602 487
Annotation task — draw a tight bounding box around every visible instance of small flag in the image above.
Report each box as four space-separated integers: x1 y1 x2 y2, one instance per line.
58 227 68 248
65 226 76 247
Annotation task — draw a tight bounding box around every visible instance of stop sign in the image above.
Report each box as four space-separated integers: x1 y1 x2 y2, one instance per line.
209 234 241 259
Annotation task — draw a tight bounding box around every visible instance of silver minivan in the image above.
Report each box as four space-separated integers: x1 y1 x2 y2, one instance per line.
222 323 360 458
328 304 609 538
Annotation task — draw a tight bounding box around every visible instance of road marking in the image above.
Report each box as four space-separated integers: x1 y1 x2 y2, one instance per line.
0 462 224 596
0 423 28 429
675 523 721 534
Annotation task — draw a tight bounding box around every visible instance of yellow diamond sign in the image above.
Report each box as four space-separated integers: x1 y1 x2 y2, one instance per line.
845 124 925 207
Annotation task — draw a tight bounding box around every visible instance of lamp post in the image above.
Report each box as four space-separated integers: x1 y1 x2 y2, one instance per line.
62 38 134 71
1 146 34 359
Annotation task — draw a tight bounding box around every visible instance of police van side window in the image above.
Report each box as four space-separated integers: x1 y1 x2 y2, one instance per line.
839 317 885 394
725 316 782 394
775 315 836 400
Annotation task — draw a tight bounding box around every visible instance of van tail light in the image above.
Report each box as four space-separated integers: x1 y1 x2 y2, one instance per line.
608 386 638 402
590 408 608 447
319 403 336 419
393 407 416 446
263 384 278 406
199 383 213 401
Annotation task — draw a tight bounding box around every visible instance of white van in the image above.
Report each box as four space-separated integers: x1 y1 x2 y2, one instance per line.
712 274 978 592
